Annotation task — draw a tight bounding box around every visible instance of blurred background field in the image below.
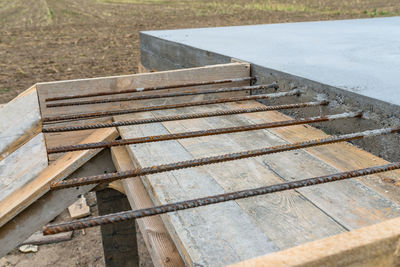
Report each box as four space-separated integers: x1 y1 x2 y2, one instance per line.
1 0 398 103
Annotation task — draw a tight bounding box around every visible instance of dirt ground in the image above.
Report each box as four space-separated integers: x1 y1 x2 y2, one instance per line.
0 0 399 266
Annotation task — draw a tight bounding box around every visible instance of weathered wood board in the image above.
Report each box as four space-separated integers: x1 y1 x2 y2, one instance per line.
166 102 400 230
117 113 279 266
0 149 116 258
0 127 118 228
115 98 400 266
38 62 250 163
0 85 41 160
232 101 400 204
0 133 48 203
35 62 250 118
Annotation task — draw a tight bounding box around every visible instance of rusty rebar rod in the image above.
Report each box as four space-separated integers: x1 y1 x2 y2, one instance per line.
42 100 326 133
50 126 400 190
45 77 256 102
42 89 302 123
46 84 278 108
47 111 362 154
43 161 400 235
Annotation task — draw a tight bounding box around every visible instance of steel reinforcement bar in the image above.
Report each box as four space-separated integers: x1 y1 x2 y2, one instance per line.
43 161 400 235
42 100 326 133
42 89 302 123
45 77 256 102
47 111 362 154
50 126 400 190
46 84 278 108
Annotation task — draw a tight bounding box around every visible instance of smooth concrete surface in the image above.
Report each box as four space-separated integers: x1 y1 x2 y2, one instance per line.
142 17 400 106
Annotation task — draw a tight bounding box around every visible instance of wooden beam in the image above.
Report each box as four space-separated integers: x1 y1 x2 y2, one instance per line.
0 127 118 227
36 62 250 118
229 216 400 267
111 146 185 267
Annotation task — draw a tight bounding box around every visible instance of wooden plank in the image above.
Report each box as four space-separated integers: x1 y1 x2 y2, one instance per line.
21 231 73 246
44 117 113 163
0 149 115 257
238 103 400 204
229 216 400 267
222 101 400 204
160 102 400 232
148 105 345 250
116 112 280 267
36 62 250 118
0 127 119 227
0 133 48 203
0 85 41 160
111 146 185 267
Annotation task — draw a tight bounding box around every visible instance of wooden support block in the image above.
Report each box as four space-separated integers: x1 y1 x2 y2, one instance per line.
21 231 73 246
111 146 185 267
68 195 90 219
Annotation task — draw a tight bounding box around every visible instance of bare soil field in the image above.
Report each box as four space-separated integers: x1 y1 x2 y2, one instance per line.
0 0 399 266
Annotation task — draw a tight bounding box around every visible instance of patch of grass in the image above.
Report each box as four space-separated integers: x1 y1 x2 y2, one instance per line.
45 5 54 24
244 2 309 12
61 9 80 16
97 0 171 4
362 8 398 17
0 88 10 93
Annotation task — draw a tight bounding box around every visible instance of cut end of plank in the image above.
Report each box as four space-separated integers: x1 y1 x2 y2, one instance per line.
68 195 90 219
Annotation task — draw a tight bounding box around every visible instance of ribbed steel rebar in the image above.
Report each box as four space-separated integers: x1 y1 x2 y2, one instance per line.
45 77 256 102
43 161 400 235
50 126 400 190
42 89 302 123
46 84 278 108
47 111 362 154
42 101 325 133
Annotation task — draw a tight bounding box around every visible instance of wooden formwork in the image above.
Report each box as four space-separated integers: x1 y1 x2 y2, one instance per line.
0 62 399 266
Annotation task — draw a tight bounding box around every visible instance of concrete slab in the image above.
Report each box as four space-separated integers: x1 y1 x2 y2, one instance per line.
142 17 400 106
